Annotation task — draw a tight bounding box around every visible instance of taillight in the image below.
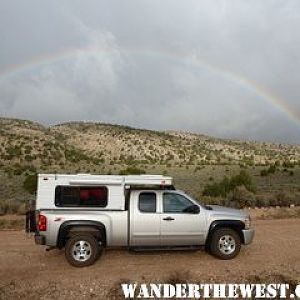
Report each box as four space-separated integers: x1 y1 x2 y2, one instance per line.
38 214 47 231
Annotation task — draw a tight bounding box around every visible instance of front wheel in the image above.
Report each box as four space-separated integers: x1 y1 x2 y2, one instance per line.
210 228 241 260
65 234 100 267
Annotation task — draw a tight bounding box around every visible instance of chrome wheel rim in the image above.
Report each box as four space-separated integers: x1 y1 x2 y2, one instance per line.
218 235 236 255
72 240 92 262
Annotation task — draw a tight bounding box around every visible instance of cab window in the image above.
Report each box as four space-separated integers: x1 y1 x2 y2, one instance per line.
163 192 194 213
138 192 157 213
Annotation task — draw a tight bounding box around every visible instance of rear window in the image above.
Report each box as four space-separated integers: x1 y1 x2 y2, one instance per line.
138 192 156 213
55 186 108 207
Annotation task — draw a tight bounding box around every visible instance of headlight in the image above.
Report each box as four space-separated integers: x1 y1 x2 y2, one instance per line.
244 216 251 230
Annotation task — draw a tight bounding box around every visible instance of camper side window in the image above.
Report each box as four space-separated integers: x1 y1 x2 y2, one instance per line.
55 186 108 207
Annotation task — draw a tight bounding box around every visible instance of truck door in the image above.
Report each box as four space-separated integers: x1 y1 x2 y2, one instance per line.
160 191 206 246
130 191 161 246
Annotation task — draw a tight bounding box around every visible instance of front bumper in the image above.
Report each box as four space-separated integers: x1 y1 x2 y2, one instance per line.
242 228 255 245
34 233 46 245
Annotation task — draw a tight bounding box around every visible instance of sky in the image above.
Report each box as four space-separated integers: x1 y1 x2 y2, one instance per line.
0 0 300 144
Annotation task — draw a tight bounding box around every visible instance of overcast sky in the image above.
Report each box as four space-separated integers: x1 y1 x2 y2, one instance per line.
0 0 300 143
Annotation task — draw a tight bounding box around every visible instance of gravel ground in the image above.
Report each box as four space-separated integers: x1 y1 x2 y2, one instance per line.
0 219 299 299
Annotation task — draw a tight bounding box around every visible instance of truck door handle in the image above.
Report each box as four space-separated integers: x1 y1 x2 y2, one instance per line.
163 217 175 221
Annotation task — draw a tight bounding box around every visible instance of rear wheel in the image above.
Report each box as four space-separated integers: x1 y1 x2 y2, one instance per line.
210 228 241 260
65 234 99 267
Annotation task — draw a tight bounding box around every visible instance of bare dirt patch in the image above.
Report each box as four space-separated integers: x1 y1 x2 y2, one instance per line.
0 219 299 299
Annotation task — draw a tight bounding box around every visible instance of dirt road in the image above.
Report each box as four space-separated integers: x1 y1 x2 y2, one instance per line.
0 219 299 299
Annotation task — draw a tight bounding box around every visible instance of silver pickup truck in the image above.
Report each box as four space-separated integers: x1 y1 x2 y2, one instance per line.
31 174 254 267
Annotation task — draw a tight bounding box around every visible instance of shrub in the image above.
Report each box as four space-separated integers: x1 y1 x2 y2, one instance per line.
255 195 271 207
23 173 38 194
203 176 231 197
231 186 256 208
260 169 268 177
0 218 24 229
119 167 146 175
24 154 36 162
201 196 227 207
230 170 256 193
275 192 294 207
0 200 23 215
268 165 277 174
203 170 256 197
260 165 277 176
283 161 295 168
6 145 22 156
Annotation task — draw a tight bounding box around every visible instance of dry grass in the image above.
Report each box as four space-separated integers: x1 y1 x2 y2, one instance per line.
0 215 24 230
251 207 300 220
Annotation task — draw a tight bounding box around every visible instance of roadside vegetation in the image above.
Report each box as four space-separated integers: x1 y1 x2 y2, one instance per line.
0 117 300 215
0 216 24 230
202 170 256 197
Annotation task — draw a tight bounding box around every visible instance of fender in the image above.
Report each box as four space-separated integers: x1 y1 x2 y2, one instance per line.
206 220 245 244
57 220 106 248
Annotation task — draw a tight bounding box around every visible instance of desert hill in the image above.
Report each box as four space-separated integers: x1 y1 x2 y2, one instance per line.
1 118 299 169
0 117 299 208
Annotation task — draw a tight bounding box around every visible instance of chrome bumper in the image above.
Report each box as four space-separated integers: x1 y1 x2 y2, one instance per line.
242 228 255 245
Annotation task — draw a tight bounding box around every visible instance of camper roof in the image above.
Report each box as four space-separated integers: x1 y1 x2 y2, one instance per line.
38 174 173 186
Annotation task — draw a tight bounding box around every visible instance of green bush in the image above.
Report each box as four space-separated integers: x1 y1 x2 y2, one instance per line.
255 195 271 207
23 173 38 194
6 145 22 156
24 154 36 162
200 196 228 207
260 165 277 176
119 167 146 175
283 161 295 168
203 176 231 197
260 169 268 176
231 186 256 208
203 170 256 197
230 170 256 193
268 165 277 174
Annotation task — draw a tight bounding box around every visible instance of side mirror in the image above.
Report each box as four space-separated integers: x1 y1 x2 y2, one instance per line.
192 205 200 214
184 204 200 214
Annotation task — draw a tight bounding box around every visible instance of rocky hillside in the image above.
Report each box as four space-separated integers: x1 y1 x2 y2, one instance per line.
0 117 300 208
1 118 300 173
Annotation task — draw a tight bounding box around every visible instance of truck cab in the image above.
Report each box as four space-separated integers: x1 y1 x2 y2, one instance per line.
129 189 207 247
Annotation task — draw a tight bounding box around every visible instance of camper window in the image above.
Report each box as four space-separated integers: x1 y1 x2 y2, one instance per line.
55 186 108 207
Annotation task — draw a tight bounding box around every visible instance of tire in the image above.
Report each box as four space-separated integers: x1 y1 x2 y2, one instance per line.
65 234 100 267
210 228 241 260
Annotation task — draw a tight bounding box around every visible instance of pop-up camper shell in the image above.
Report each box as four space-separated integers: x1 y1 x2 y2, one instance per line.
36 174 174 210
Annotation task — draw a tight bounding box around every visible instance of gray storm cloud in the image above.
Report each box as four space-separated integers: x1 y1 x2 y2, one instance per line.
0 0 299 143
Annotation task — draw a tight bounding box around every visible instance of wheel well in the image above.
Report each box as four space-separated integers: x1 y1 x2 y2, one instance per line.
57 221 106 248
206 220 245 245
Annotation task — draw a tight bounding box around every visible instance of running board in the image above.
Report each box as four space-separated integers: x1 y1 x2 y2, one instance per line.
130 245 203 252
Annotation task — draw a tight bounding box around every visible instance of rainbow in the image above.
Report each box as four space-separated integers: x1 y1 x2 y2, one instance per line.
0 45 299 128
